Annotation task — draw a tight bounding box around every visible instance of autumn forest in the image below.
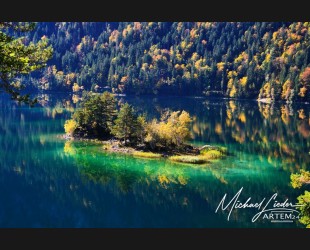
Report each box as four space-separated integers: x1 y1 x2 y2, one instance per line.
21 22 310 102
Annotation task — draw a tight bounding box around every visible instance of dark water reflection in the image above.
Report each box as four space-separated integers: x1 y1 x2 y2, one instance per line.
0 93 308 227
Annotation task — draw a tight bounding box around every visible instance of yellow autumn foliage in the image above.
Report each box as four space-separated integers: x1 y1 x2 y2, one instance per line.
63 141 76 155
227 70 237 78
217 62 225 72
229 101 236 112
72 83 80 92
145 110 192 148
239 76 247 87
299 86 307 97
191 52 199 61
281 80 292 99
238 113 246 123
227 78 234 89
215 123 222 135
229 85 237 97
64 119 77 135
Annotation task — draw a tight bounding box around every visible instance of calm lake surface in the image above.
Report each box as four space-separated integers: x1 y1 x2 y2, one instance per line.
0 93 309 228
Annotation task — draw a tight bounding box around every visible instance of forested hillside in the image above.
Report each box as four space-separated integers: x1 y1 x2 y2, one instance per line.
26 22 310 102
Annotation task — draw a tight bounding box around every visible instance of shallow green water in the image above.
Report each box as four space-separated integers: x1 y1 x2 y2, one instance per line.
0 93 309 227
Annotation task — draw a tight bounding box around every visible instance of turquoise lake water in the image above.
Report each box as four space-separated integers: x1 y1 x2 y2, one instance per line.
0 93 309 227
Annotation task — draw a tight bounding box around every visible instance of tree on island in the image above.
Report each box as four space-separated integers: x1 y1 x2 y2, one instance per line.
65 91 192 152
69 92 117 138
0 22 53 104
63 92 226 164
111 103 145 146
145 110 192 151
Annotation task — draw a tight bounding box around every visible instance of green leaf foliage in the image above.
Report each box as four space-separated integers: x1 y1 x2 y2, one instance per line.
72 92 117 138
290 170 310 228
0 22 53 104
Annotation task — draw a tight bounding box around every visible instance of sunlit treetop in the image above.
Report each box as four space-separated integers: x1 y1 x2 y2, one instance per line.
0 22 53 105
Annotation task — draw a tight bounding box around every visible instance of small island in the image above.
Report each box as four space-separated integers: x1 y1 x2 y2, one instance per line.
64 91 227 164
